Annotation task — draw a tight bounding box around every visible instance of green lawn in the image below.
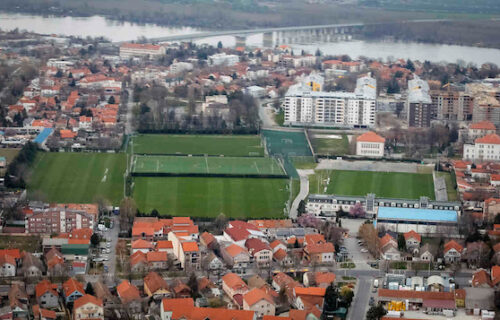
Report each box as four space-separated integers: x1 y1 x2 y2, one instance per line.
132 134 264 157
0 148 20 174
28 152 126 204
311 135 350 155
133 155 285 176
133 177 290 218
310 170 435 199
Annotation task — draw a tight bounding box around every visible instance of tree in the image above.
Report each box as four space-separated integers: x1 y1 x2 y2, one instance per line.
217 41 223 49
340 286 354 306
55 69 63 78
298 200 306 215
214 213 228 233
119 197 137 233
366 304 387 320
349 203 365 218
315 48 322 56
188 273 199 298
406 59 415 72
85 282 95 295
397 233 407 252
108 96 116 104
90 233 100 247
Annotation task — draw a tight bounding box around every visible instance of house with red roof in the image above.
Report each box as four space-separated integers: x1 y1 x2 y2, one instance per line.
303 234 335 264
222 273 249 308
117 280 141 311
130 251 147 273
62 278 84 304
146 251 168 270
160 298 255 320
243 288 275 318
72 294 103 320
467 121 496 141
35 280 59 309
131 239 154 254
463 133 500 162
144 271 171 298
303 272 336 288
404 230 421 252
0 252 16 277
221 244 251 270
245 238 272 267
356 131 385 158
443 240 463 264
484 198 500 223
380 234 400 261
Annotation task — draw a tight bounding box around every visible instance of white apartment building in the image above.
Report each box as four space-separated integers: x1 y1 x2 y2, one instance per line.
463 133 500 162
207 53 240 66
119 43 166 59
283 74 376 127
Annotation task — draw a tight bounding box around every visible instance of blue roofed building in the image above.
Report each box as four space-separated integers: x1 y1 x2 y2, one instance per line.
375 206 459 235
33 128 53 145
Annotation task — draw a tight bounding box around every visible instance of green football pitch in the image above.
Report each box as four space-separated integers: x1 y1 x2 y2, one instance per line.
132 155 286 176
28 152 126 204
132 134 264 157
133 177 290 218
310 170 435 199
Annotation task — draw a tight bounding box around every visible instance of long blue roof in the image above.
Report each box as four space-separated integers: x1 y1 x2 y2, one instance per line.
33 128 53 144
377 206 457 222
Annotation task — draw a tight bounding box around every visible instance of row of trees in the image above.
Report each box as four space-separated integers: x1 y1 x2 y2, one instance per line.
4 142 38 188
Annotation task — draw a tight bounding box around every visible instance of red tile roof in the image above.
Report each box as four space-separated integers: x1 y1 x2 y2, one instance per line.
73 294 103 309
144 271 169 294
147 251 168 262
273 248 287 261
444 240 463 254
378 289 454 301
403 230 421 242
470 121 496 130
380 234 396 248
476 133 500 145
117 280 141 303
245 238 271 254
225 244 248 258
357 131 385 143
223 273 248 291
294 287 326 297
131 239 154 250
314 272 336 285
181 241 199 252
156 240 173 249
243 288 274 306
35 280 58 298
63 278 84 297
472 269 492 287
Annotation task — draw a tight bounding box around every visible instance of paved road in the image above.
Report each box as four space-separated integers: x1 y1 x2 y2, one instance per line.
349 277 371 320
289 169 314 219
125 88 134 135
258 99 278 129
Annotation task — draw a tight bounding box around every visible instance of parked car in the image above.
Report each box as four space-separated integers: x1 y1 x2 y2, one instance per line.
361 248 368 253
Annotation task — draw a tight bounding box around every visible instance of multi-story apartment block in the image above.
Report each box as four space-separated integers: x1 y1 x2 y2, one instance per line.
284 74 376 127
430 89 474 121
207 53 239 67
406 76 433 127
119 43 166 59
26 205 97 235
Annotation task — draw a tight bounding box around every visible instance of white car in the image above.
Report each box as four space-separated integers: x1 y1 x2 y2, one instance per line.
360 248 368 253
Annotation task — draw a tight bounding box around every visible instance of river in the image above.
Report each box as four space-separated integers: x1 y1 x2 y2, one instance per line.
0 12 499 65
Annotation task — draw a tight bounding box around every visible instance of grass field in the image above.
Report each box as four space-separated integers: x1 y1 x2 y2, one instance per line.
132 134 264 157
0 235 40 252
133 177 290 218
310 170 435 199
0 148 20 174
28 153 126 204
262 130 312 157
310 135 350 155
133 155 285 176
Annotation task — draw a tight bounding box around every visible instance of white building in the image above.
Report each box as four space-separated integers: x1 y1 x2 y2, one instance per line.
245 86 266 98
119 43 166 59
406 75 433 127
283 74 376 127
356 131 385 158
207 53 239 67
463 133 500 162
170 62 194 74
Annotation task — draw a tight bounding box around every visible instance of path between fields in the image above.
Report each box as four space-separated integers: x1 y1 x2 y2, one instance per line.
290 169 314 219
